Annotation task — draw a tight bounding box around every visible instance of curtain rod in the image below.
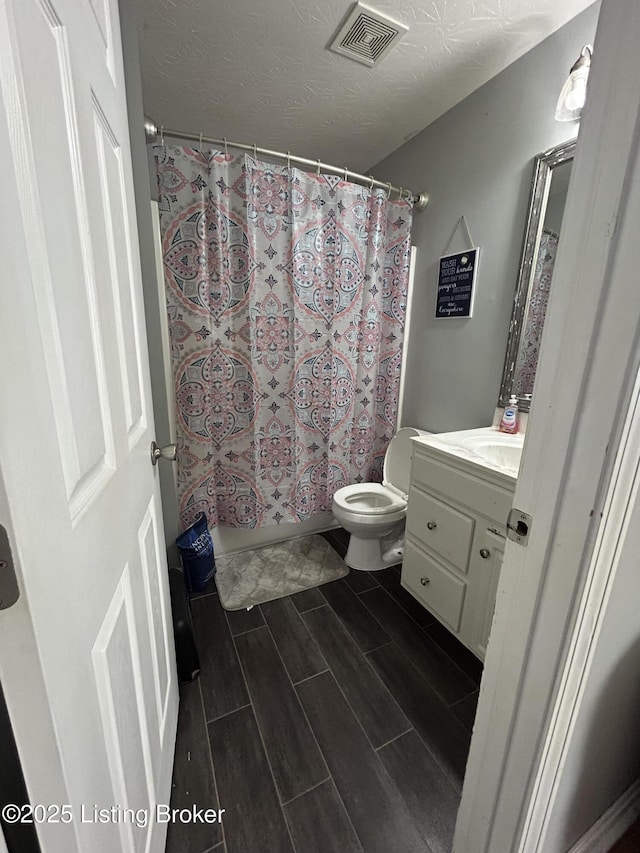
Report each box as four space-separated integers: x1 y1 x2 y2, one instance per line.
144 116 429 212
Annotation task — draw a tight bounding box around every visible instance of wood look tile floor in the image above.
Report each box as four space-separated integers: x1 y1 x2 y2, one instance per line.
166 529 482 853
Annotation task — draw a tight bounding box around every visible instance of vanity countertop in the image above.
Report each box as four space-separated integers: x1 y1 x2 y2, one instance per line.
411 426 524 482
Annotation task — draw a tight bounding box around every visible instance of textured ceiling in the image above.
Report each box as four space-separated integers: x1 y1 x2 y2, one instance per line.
136 0 595 173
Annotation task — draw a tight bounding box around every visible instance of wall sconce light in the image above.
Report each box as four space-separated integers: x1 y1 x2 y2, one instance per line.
555 45 592 122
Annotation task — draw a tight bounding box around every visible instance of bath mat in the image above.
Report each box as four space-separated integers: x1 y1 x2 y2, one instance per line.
214 534 348 611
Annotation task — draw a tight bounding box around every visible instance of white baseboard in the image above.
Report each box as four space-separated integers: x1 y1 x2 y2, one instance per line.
569 778 640 853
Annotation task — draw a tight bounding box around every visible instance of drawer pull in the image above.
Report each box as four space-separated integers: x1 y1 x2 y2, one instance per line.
420 576 430 586
479 548 491 559
426 521 437 530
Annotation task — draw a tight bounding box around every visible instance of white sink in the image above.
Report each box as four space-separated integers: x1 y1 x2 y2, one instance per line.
413 427 524 479
458 434 523 475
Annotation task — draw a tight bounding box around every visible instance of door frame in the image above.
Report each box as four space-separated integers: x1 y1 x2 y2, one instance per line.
117 0 181 562
455 0 640 849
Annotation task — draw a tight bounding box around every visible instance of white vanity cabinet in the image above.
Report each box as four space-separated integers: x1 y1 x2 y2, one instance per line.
401 438 515 660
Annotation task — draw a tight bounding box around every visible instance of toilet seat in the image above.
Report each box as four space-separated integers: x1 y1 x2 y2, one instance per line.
331 427 432 570
332 482 406 516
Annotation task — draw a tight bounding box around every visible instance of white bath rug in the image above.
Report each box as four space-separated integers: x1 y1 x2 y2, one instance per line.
214 534 348 611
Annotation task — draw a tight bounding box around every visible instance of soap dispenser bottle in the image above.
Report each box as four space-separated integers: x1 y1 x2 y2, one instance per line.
499 395 520 434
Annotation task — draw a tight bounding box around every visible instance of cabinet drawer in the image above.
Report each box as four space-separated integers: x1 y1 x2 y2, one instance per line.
406 485 474 571
402 538 466 631
411 445 515 522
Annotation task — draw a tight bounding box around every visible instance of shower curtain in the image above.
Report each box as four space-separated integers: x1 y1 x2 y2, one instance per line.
515 230 559 397
155 145 413 530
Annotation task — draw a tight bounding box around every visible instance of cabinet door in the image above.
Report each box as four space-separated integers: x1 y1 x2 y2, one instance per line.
406 485 475 571
468 528 506 660
403 537 467 632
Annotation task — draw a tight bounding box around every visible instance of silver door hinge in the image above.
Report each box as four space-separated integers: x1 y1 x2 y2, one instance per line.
507 508 532 546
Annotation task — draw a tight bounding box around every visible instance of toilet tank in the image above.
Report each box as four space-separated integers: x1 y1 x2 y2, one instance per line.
383 427 431 497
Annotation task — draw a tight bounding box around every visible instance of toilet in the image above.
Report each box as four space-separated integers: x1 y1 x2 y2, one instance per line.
332 427 430 571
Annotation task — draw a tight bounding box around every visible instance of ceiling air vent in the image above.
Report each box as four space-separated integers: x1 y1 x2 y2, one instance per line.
329 2 408 67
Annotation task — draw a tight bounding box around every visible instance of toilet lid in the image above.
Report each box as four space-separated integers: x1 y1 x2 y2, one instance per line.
383 427 428 496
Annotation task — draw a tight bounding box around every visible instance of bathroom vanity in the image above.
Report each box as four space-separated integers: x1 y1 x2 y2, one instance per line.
401 428 523 660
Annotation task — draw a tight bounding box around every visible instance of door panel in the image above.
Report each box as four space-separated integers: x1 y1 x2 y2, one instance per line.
92 568 155 853
0 0 178 849
138 494 175 770
11 0 117 516
92 101 147 448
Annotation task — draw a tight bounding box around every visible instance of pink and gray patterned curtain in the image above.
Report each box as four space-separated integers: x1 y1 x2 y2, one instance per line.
515 230 559 397
155 146 413 530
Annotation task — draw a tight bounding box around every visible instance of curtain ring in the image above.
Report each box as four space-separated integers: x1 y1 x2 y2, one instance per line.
386 182 392 200
316 159 321 176
369 175 374 191
160 125 164 147
287 150 291 170
399 187 403 201
199 131 203 148
253 143 257 159
223 137 228 156
343 166 348 182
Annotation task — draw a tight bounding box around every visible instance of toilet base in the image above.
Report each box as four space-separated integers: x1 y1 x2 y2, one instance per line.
345 535 403 572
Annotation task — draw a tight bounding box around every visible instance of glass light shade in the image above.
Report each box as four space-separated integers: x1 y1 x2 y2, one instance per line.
555 66 589 121
555 46 592 122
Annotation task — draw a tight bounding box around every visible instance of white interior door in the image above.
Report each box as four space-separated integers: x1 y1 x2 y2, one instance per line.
0 0 178 850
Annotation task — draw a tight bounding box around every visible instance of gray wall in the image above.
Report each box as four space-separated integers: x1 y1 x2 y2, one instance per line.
374 3 600 434
118 0 180 561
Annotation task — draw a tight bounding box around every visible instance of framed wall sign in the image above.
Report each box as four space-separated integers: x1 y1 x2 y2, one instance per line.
435 248 480 319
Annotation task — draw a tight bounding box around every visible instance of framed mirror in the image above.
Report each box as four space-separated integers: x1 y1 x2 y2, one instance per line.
499 138 576 412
